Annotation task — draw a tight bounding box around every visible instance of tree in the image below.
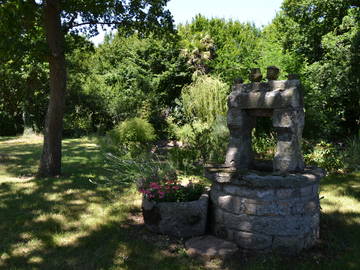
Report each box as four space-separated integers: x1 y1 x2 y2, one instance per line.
277 0 360 139
279 0 359 63
178 15 261 84
0 0 173 177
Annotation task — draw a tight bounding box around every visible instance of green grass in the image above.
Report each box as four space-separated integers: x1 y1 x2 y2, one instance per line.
0 135 359 269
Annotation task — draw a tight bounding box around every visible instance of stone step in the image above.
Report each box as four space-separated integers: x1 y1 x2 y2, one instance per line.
185 235 239 258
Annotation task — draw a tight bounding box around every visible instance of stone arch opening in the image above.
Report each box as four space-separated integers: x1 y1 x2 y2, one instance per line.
249 110 277 171
225 72 305 173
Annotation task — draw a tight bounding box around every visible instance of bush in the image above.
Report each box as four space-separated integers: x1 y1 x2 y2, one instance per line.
168 147 200 173
170 117 229 164
304 141 343 173
252 132 276 160
107 117 156 156
343 134 360 172
110 117 156 143
181 75 228 124
168 75 229 165
105 152 173 186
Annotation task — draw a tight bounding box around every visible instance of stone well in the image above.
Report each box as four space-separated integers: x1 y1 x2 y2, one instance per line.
206 166 324 253
206 68 324 254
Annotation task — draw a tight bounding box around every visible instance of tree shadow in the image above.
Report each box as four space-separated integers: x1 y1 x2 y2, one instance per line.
0 137 205 270
2 137 358 269
320 173 360 202
0 175 205 269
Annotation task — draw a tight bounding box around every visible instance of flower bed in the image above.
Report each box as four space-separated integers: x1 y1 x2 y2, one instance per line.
139 174 208 238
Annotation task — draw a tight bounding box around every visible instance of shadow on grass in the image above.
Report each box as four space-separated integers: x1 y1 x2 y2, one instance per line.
320 173 360 202
0 137 204 270
0 178 202 269
1 137 359 269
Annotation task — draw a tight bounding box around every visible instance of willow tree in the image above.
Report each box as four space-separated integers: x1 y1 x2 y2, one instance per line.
0 0 173 176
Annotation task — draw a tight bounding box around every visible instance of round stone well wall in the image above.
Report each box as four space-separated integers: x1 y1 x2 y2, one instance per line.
206 167 324 254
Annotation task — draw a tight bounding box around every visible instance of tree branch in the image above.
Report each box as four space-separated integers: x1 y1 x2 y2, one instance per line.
69 21 124 29
349 0 360 8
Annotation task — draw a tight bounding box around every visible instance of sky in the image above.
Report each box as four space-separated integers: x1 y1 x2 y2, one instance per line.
90 0 283 45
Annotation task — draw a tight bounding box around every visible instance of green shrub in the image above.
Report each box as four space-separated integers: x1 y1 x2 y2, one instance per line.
105 153 174 186
252 132 276 160
343 134 360 172
63 109 93 137
304 141 343 173
168 75 229 165
170 117 229 164
107 117 156 157
181 75 228 123
168 147 200 173
111 117 156 143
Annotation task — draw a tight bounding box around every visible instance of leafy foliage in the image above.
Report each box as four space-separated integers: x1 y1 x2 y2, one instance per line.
303 141 344 173
343 133 360 172
82 32 191 134
170 75 229 163
106 117 156 157
181 75 228 124
179 15 261 84
277 1 360 139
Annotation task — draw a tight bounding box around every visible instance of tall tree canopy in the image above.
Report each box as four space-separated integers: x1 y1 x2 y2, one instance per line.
178 15 261 84
0 0 174 177
277 0 360 138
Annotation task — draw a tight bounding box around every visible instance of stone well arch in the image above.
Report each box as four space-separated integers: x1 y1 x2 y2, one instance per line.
225 79 305 172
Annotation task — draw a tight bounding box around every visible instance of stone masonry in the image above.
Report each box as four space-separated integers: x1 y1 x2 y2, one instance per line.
225 78 305 172
206 67 323 254
206 166 324 254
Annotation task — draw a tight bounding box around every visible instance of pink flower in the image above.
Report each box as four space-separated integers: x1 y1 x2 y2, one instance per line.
149 182 160 189
172 185 180 190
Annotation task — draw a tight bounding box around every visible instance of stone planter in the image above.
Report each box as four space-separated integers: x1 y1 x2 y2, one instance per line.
142 192 209 238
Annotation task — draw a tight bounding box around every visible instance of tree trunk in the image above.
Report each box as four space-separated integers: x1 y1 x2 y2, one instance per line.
38 0 66 177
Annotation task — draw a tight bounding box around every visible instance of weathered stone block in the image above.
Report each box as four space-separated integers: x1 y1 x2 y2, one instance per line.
223 185 275 200
243 201 292 216
142 193 208 238
273 235 305 254
229 87 303 110
225 109 255 169
276 188 300 199
218 195 243 214
233 230 272 250
300 185 314 197
291 198 319 215
211 206 225 224
185 235 239 258
223 211 312 236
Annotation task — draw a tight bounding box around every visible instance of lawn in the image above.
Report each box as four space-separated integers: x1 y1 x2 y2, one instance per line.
0 135 359 269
